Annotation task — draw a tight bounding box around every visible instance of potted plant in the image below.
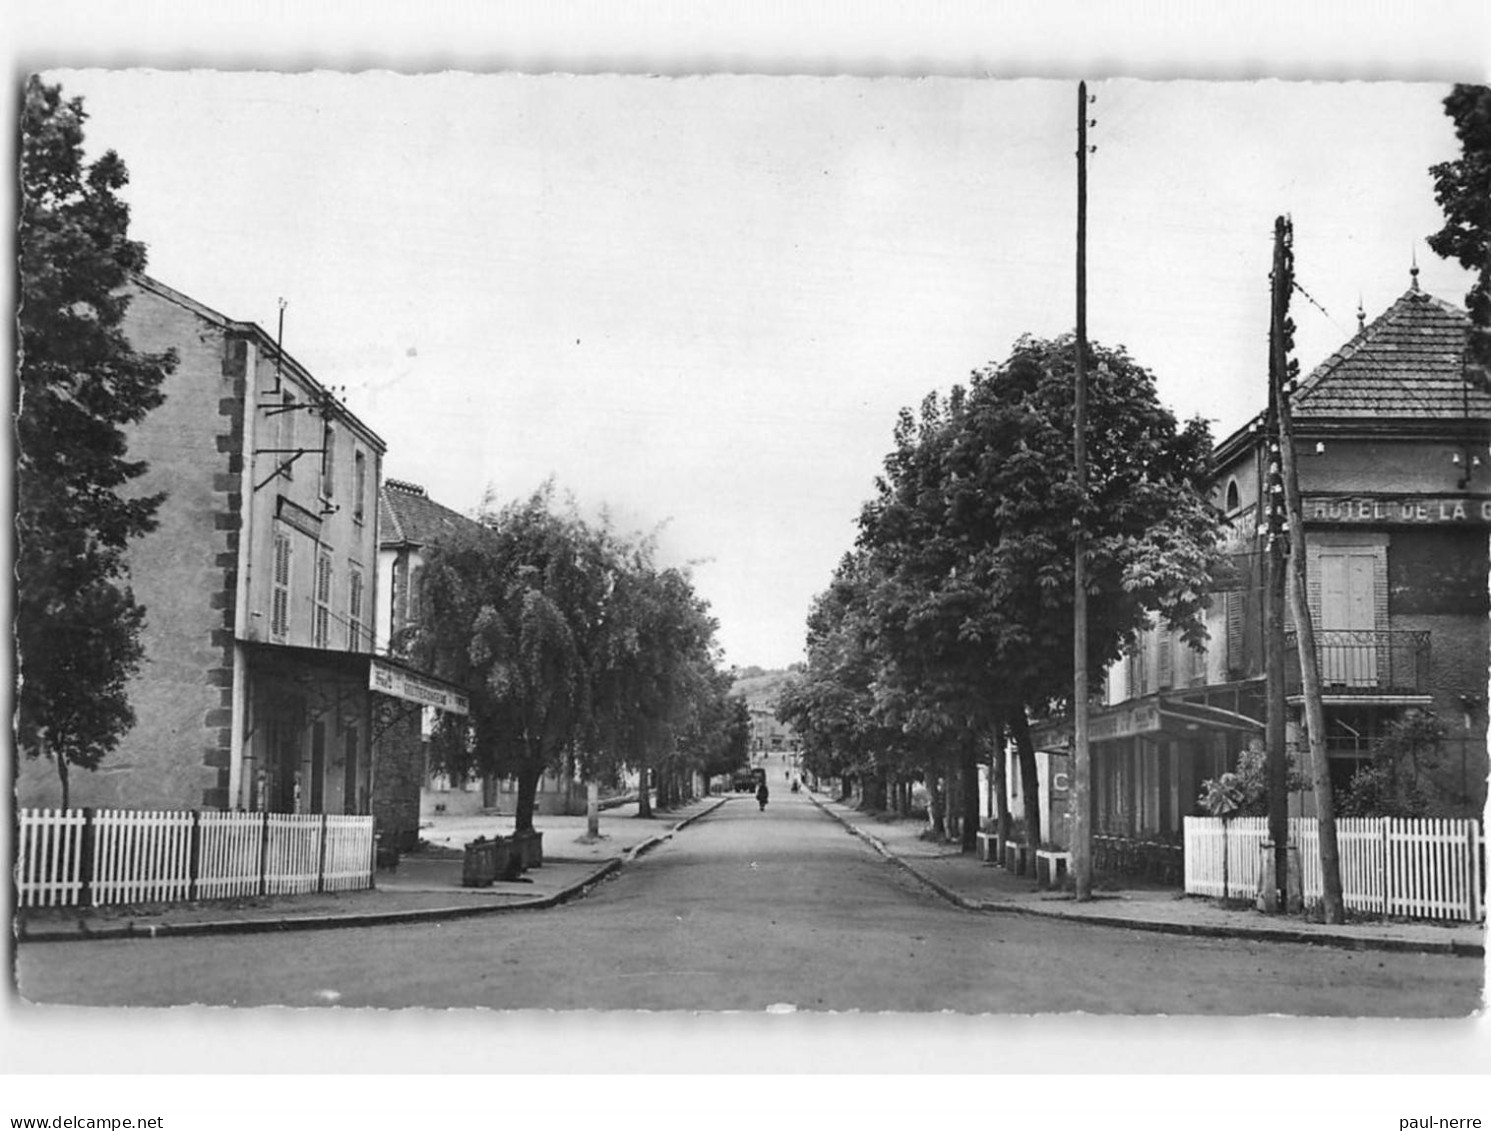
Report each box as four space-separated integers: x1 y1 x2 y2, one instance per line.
1198 772 1245 898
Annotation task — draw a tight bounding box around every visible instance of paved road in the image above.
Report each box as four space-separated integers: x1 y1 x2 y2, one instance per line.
14 785 1481 1014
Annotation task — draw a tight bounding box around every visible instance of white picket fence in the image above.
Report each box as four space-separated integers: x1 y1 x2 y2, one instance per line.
15 808 375 909
1184 816 1484 922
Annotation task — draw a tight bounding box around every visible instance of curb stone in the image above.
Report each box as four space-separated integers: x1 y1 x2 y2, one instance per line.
625 795 729 861
806 791 1484 958
16 797 729 945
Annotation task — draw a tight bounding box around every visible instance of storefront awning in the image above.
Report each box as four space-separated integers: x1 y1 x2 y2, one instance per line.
1029 694 1262 751
242 642 469 716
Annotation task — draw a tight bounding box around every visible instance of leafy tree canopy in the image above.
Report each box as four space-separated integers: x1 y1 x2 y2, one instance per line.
16 76 176 807
414 483 731 829
1428 83 1491 366
856 334 1220 728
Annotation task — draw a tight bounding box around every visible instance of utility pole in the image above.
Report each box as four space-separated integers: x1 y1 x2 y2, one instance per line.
1071 80 1093 901
1263 223 1291 912
1270 215 1347 924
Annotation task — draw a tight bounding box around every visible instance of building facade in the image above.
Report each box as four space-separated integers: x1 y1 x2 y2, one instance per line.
1032 280 1490 844
375 479 487 833
17 276 465 818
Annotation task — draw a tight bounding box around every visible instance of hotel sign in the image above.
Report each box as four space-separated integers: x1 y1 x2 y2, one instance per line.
1089 702 1162 742
1305 495 1491 526
370 659 470 715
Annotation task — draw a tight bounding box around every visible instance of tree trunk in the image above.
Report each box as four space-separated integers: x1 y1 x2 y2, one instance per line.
514 764 541 833
992 722 1011 850
1009 709 1043 851
925 770 946 840
637 764 652 818
960 734 980 853
587 779 600 838
945 761 961 842
56 752 71 812
871 764 889 810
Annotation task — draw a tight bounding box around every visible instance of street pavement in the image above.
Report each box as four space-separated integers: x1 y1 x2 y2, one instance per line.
806 791 1487 958
13 796 726 942
13 779 1484 958
14 781 1481 1014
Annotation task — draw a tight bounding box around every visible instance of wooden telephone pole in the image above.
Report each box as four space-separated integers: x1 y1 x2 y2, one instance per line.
1269 216 1346 924
1263 224 1291 911
1072 81 1093 901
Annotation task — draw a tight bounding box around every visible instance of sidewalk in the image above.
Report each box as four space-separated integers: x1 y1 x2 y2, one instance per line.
14 796 727 944
807 790 1486 958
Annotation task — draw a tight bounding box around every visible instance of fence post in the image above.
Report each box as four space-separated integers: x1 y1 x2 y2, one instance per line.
1471 820 1482 924
258 810 270 897
317 813 329 894
79 808 97 909
1379 818 1390 919
188 810 202 902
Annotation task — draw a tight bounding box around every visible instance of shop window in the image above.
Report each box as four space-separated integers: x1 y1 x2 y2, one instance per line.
343 725 360 815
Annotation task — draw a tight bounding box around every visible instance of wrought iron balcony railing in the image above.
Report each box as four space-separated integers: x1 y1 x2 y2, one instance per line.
1283 629 1431 697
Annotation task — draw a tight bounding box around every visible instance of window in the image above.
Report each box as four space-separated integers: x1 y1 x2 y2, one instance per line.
321 422 336 499
348 565 365 651
278 393 296 481
313 548 334 648
1224 478 1240 513
271 531 292 638
353 450 367 523
407 563 422 624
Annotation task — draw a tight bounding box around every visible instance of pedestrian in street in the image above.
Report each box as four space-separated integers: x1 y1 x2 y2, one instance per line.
756 780 770 812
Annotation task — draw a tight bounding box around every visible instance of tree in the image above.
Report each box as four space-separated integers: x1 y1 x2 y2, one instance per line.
851 337 1220 853
598 559 721 815
1428 84 1491 366
415 484 732 832
778 551 911 804
1337 712 1451 819
16 77 176 808
415 486 621 834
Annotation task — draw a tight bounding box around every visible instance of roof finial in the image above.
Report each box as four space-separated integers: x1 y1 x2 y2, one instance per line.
1356 293 1366 335
1410 247 1420 293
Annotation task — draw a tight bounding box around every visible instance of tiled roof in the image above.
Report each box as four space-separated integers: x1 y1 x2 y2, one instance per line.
1290 287 1491 421
379 480 486 549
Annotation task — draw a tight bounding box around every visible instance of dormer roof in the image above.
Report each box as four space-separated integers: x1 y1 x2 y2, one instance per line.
379 480 486 550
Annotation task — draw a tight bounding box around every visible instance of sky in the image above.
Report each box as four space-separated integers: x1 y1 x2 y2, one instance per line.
32 69 1480 672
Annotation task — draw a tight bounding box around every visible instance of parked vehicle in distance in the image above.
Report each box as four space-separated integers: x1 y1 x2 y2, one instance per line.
732 767 767 792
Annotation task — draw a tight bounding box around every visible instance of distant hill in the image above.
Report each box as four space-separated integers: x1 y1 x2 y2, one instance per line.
730 667 800 712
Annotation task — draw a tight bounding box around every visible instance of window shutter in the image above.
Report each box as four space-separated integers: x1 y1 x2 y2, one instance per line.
1225 591 1243 677
313 551 333 647
348 567 364 649
271 533 292 638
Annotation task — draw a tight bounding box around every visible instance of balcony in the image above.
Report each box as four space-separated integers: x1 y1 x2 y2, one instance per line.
1283 630 1431 698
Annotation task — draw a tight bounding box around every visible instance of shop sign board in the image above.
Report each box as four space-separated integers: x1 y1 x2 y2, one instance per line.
1305 495 1491 526
1088 702 1162 742
370 659 470 715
